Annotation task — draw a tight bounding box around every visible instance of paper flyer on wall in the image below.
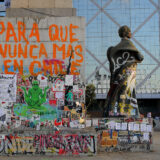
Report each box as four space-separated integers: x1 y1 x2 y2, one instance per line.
0 74 17 102
128 122 134 131
108 121 116 129
146 125 152 132
121 123 127 130
0 135 5 139
86 120 92 127
116 123 121 130
140 123 147 132
133 123 140 131
143 132 149 141
65 75 73 86
92 119 99 126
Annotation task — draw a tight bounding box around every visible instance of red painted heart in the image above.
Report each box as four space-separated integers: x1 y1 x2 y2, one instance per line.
41 76 45 80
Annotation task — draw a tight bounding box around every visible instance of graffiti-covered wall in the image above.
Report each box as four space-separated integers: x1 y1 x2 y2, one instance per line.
97 118 152 152
0 133 96 155
0 17 85 128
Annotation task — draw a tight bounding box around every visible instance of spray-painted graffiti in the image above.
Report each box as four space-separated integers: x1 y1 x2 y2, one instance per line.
0 21 84 76
0 134 96 155
9 73 85 124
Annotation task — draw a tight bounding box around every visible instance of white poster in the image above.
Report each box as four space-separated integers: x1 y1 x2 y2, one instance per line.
140 123 147 132
108 121 116 129
65 75 73 86
133 123 140 131
143 132 149 141
0 108 6 117
128 122 134 131
55 92 64 99
116 123 121 130
73 85 79 92
0 135 5 139
86 120 92 127
92 119 99 126
36 123 41 131
146 125 152 132
0 74 17 102
121 123 127 130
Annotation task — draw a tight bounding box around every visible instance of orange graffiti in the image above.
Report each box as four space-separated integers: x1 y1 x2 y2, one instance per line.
0 21 84 75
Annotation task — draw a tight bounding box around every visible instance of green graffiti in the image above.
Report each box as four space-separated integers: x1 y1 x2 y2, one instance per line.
66 90 73 101
21 80 49 113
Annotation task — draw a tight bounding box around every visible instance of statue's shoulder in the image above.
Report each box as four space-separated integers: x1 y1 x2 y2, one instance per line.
107 46 113 52
107 46 114 58
127 39 135 46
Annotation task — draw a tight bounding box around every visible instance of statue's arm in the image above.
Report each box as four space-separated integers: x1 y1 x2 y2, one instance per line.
136 52 144 62
129 41 144 62
107 47 114 86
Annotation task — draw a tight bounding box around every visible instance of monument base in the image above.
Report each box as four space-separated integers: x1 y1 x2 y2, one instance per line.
0 118 153 155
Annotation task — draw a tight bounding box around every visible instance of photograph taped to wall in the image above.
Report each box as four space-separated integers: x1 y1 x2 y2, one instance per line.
0 74 17 102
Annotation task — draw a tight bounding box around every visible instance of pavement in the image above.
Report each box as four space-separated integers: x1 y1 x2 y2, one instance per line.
0 131 160 160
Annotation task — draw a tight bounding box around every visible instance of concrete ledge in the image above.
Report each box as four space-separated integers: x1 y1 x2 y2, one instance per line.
6 8 76 17
11 0 73 8
11 0 29 8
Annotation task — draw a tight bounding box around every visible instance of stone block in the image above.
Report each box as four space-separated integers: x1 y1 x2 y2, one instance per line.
55 0 72 8
29 0 55 8
11 0 29 8
6 8 76 17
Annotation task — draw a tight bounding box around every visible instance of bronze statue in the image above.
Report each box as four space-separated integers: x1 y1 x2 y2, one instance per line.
105 25 144 117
